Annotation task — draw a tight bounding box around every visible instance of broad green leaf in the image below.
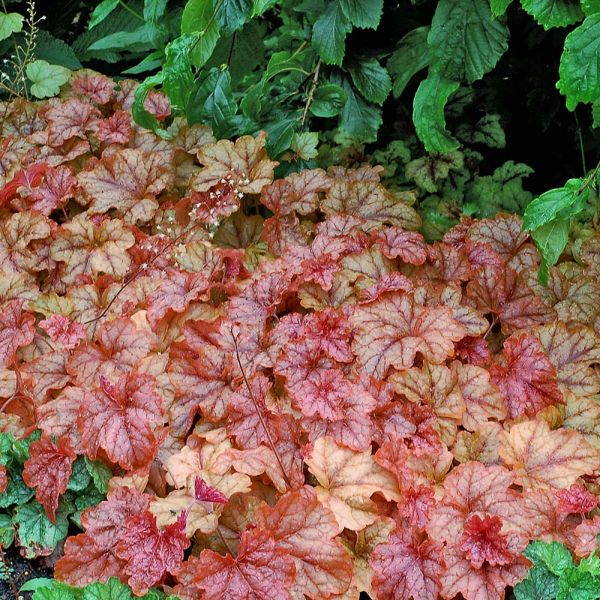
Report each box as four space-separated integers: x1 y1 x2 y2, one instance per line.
491 0 514 16
29 581 82 600
405 151 464 193
580 554 600 576
312 1 350 66
311 83 347 117
35 30 82 69
388 26 429 98
88 23 162 52
347 57 392 105
181 0 221 68
0 11 24 41
0 512 14 547
557 15 600 110
144 0 168 21
291 132 319 159
0 472 34 508
88 0 119 29
13 500 69 558
456 113 506 147
67 457 91 492
216 0 253 32
520 0 584 29
339 0 383 28
532 218 571 285
122 50 164 74
131 73 173 139
83 577 132 600
264 115 298 156
85 458 112 494
265 50 308 80
26 60 71 99
524 541 575 576
428 0 509 83
523 178 584 229
514 565 560 600
337 78 382 142
163 34 196 111
556 566 600 600
252 0 278 15
413 73 460 152
581 0 600 15
19 577 55 592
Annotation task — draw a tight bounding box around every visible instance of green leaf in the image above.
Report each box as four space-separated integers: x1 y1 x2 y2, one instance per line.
67 457 91 493
0 512 14 547
557 566 600 600
88 23 162 52
557 15 600 110
252 0 278 16
456 113 506 147
581 0 600 16
34 30 82 69
88 0 119 29
216 0 253 32
413 73 460 152
520 0 584 29
30 581 83 600
491 0 514 16
264 117 297 156
428 0 509 83
532 218 571 285
339 0 383 28
26 60 71 99
580 554 600 576
514 565 560 600
388 27 429 98
523 178 585 230
85 458 112 494
162 34 196 111
337 78 382 142
312 1 350 66
291 131 319 160
131 73 173 139
144 0 168 21
181 0 221 68
13 500 69 558
347 57 392 105
83 577 132 600
122 50 164 74
20 577 55 592
0 473 34 508
0 11 24 41
406 151 464 193
311 83 347 117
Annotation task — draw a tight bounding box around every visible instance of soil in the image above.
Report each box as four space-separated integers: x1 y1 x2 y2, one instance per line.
0 545 53 600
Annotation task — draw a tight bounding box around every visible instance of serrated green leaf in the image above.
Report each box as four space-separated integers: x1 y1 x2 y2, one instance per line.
520 0 583 29
30 580 83 600
34 30 82 69
291 131 319 159
181 0 221 68
557 566 600 600
457 113 506 147
216 0 253 32
0 473 35 508
428 0 509 83
13 500 69 558
523 178 584 230
347 57 392 105
26 60 71 99
491 0 514 16
514 564 560 600
311 83 347 117
83 577 132 600
580 554 600 576
67 457 91 492
339 0 383 28
413 73 460 152
557 15 600 110
388 26 429 98
163 34 196 111
532 218 571 284
337 78 382 143
406 151 464 193
581 0 600 15
88 0 120 29
0 512 14 547
144 0 168 21
0 11 24 41
312 1 350 66
85 458 112 494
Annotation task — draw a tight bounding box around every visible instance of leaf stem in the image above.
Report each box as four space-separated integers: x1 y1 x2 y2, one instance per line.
301 59 321 130
230 328 291 490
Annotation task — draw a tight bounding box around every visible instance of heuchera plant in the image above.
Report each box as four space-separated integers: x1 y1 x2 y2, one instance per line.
1 69 600 600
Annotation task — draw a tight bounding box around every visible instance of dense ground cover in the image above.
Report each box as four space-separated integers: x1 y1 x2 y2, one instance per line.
0 77 599 599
